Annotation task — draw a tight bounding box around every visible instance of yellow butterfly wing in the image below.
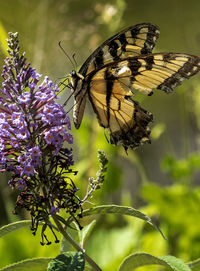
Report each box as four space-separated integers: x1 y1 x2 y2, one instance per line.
72 23 159 129
70 23 200 150
89 81 153 149
86 53 200 150
79 23 160 76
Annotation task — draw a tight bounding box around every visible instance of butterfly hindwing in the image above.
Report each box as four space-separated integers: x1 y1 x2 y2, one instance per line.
88 80 153 150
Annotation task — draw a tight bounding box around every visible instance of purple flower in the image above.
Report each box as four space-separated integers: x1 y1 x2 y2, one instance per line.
18 154 29 165
15 119 27 130
65 116 71 130
52 133 62 146
11 138 20 148
0 113 6 123
29 146 41 157
35 91 48 102
0 32 79 244
0 139 6 151
23 163 34 176
0 153 6 164
50 206 60 214
65 132 73 144
0 121 11 131
15 166 23 175
31 156 41 167
15 128 30 140
17 179 27 190
18 92 31 104
44 131 53 144
11 112 24 124
42 113 55 124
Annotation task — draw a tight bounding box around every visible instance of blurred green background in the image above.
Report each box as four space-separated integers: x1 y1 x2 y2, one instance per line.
0 0 200 270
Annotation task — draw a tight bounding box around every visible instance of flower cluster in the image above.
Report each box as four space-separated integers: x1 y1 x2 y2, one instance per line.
0 32 80 244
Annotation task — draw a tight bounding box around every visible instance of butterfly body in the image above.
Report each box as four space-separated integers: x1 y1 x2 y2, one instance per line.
69 23 200 150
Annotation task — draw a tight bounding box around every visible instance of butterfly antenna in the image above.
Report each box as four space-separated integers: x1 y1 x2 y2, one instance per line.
58 41 76 70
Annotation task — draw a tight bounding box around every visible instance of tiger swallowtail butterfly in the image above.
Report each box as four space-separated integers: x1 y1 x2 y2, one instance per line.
67 23 200 151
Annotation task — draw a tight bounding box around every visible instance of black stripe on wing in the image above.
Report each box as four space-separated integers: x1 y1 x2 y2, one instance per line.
79 23 160 76
157 54 200 92
98 53 200 95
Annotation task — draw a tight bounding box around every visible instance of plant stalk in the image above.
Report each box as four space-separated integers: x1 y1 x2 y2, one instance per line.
53 215 102 271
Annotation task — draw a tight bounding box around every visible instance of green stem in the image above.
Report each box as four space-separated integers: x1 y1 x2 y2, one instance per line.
52 215 102 271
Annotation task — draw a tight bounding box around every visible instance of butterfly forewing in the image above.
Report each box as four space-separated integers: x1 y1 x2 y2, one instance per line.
79 23 160 77
111 53 200 95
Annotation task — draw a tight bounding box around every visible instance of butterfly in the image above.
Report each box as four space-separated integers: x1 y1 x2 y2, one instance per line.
68 23 200 151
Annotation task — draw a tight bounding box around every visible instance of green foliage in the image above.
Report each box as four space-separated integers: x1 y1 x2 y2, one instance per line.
47 252 85 271
161 153 200 181
0 205 163 270
0 258 51 271
0 226 60 269
86 223 136 270
119 253 191 271
76 220 97 249
141 183 200 261
188 258 200 271
79 205 163 237
0 221 32 238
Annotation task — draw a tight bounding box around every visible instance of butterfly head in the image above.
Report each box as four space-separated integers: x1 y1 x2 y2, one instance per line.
70 70 77 78
70 70 84 91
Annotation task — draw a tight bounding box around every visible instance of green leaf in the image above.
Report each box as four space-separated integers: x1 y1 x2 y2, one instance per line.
47 252 85 271
160 256 191 271
0 258 51 271
77 220 96 248
119 253 191 271
60 220 96 254
0 220 32 238
80 205 165 239
60 235 74 254
188 258 200 271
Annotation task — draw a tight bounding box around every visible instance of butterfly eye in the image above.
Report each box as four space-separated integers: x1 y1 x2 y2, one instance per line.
71 70 77 77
